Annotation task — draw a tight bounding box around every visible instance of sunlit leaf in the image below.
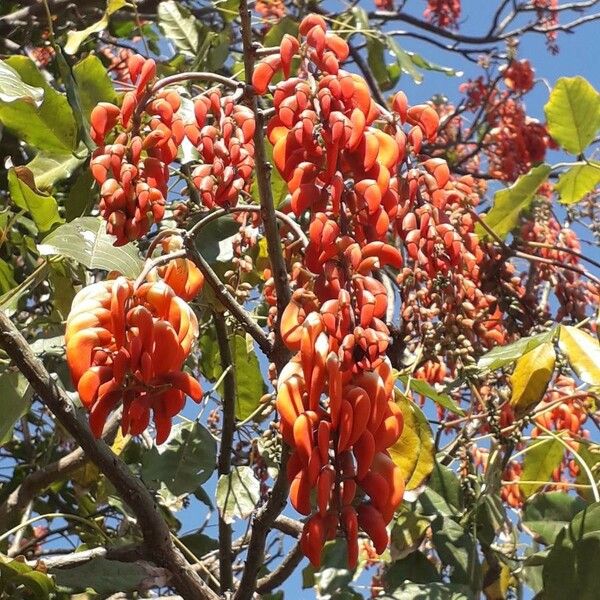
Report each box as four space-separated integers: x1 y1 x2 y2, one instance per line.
0 56 77 153
558 325 600 385
476 164 552 240
0 555 55 599
478 328 557 372
38 217 143 278
378 582 474 599
544 76 600 155
231 335 267 421
8 167 63 232
509 342 556 411
216 465 260 524
389 390 435 490
520 438 564 498
0 59 44 105
158 0 199 56
390 505 431 560
0 260 17 296
73 54 118 118
65 0 129 54
27 151 85 192
556 162 600 204
398 375 464 415
141 421 217 495
482 559 511 600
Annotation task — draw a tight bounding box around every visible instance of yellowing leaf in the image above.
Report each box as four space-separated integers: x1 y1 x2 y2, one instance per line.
558 325 600 385
389 390 434 490
483 559 511 600
520 438 564 498
509 342 556 411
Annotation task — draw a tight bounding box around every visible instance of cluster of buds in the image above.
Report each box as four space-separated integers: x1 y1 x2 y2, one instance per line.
187 90 256 208
90 56 180 245
424 0 462 29
65 277 201 443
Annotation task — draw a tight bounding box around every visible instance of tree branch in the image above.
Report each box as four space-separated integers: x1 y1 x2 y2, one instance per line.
0 312 219 600
213 311 235 593
256 542 304 594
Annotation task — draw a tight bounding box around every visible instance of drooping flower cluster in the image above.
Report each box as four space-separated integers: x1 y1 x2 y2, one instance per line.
65 276 201 443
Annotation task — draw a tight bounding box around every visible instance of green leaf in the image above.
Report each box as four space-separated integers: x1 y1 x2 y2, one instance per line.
520 438 565 498
27 151 86 191
231 335 267 421
8 167 63 232
193 215 240 263
158 0 199 56
0 260 17 296
388 390 435 491
0 59 44 105
477 164 552 240
38 217 143 278
543 502 600 600
313 539 354 595
65 0 129 54
558 325 600 385
378 582 474 599
477 328 557 372
399 375 464 415
430 516 480 585
428 461 464 513
263 16 299 47
0 556 55 599
0 371 33 444
0 56 77 153
65 168 95 221
367 37 399 92
556 162 600 204
390 505 432 559
384 551 441 589
73 54 118 118
141 421 217 495
214 0 239 22
509 342 556 411
544 76 600 155
180 532 219 557
523 492 587 545
575 444 600 503
53 557 146 595
408 51 462 78
216 465 260 524
388 38 421 84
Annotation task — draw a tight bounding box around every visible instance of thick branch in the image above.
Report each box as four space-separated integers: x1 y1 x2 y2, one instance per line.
213 311 235 593
0 313 219 600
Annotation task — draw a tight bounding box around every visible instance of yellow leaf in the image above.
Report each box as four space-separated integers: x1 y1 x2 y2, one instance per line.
111 428 131 455
558 325 600 385
388 390 434 490
483 559 512 600
509 342 555 411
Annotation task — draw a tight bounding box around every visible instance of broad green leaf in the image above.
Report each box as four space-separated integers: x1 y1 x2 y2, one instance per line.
430 516 480 585
141 421 217 495
428 461 464 513
0 59 44 105
558 325 600 385
0 56 77 153
52 558 145 594
389 390 435 490
0 260 17 296
65 168 95 221
543 502 600 600
523 492 587 545
390 505 431 559
193 215 240 263
214 0 239 22
8 167 63 232
216 465 260 524
575 443 600 503
38 217 143 278
408 51 462 78
556 162 600 204
27 151 85 191
509 342 555 411
231 335 267 421
180 532 219 557
384 551 441 589
388 38 421 84
399 375 465 415
0 371 33 444
378 582 474 599
367 38 399 92
263 16 299 47
73 54 118 118
477 327 557 371
0 556 55 599
544 76 600 155
65 0 129 54
158 0 199 56
311 540 354 595
520 438 564 498
477 164 552 240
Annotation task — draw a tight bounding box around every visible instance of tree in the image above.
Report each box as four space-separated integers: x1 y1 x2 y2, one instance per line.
0 0 599 598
